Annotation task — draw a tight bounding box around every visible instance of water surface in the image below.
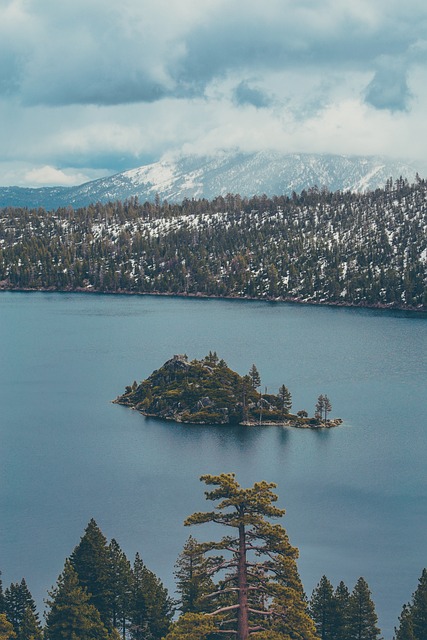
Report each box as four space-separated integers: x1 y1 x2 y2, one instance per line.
0 292 425 638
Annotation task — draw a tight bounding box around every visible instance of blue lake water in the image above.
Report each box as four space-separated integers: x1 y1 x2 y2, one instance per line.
0 292 426 638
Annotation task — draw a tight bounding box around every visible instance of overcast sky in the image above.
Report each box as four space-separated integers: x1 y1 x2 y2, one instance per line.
1 0 427 186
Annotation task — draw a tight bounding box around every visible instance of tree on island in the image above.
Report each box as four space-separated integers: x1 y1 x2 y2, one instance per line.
315 395 332 421
278 384 292 416
249 364 261 390
183 473 317 640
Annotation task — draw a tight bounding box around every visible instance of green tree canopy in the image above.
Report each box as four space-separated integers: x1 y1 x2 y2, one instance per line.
0 614 15 640
309 575 336 640
69 519 111 629
128 553 173 640
162 612 216 640
184 473 317 640
174 536 216 614
347 577 381 640
44 560 110 640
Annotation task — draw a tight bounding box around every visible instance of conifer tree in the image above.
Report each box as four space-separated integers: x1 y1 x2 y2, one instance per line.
333 581 351 640
0 614 15 640
394 604 415 640
278 385 292 416
69 519 111 629
410 568 427 639
107 539 133 640
249 364 261 390
4 580 39 639
184 473 317 640
128 553 173 640
347 577 381 640
310 575 336 640
17 607 42 640
174 536 216 614
395 569 427 640
44 560 110 640
0 573 4 615
163 612 216 640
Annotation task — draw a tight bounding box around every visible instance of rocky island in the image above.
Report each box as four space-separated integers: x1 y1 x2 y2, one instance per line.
113 353 342 428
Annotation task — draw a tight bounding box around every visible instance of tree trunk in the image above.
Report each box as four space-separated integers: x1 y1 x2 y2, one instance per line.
237 522 249 640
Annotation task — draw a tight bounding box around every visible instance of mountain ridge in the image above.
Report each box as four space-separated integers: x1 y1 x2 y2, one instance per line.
0 151 424 210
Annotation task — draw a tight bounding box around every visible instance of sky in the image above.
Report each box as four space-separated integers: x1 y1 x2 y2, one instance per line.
1 0 427 187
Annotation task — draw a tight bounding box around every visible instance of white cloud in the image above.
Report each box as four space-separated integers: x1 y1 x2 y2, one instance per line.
1 1 427 184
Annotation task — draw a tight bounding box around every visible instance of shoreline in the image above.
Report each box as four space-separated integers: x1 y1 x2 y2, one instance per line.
114 401 343 429
0 284 425 313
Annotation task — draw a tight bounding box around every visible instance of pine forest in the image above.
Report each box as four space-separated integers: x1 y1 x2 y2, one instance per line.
0 475 426 640
0 177 426 309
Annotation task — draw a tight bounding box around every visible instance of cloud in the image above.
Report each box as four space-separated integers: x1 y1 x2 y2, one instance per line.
1 0 427 185
365 65 410 112
233 82 271 108
23 165 97 187
1 0 427 107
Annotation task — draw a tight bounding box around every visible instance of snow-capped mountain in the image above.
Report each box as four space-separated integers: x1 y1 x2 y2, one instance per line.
0 151 424 210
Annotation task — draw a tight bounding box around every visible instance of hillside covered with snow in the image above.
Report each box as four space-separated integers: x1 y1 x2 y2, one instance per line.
0 151 424 210
1 177 425 309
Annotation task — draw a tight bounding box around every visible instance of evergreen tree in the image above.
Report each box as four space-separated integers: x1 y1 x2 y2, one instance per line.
395 569 427 640
0 573 4 615
410 568 427 639
333 581 351 640
174 536 216 614
0 614 15 640
310 575 336 640
107 539 133 640
128 553 173 640
69 519 111 629
249 364 261 390
278 384 292 415
17 607 42 640
347 577 381 640
184 473 317 640
394 604 415 640
4 580 38 638
44 560 110 640
163 612 216 640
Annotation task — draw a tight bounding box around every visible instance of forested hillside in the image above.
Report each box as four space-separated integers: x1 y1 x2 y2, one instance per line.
0 177 426 309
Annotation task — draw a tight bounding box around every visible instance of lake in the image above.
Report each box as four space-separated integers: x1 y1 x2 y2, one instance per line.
0 292 426 638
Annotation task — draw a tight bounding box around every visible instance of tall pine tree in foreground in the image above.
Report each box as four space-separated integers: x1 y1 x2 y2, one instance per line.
184 473 317 640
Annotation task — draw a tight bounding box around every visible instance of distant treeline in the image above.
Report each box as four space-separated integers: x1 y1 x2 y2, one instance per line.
0 176 426 309
1 474 426 639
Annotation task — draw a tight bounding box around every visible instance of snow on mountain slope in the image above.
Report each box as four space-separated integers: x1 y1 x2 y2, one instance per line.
0 151 423 210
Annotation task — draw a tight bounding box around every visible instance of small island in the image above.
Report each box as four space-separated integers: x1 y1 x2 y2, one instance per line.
113 353 342 428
